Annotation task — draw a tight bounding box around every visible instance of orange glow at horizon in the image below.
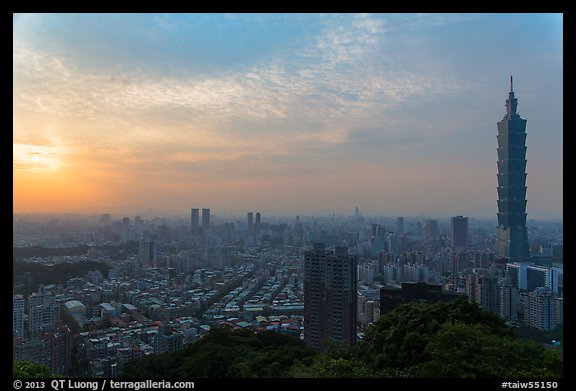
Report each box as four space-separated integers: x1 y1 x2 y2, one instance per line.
13 168 115 213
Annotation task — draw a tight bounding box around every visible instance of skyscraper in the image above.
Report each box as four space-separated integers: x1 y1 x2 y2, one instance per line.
396 217 404 235
496 76 530 262
201 208 210 230
450 215 468 251
304 243 357 351
190 208 199 233
474 273 499 316
247 212 254 233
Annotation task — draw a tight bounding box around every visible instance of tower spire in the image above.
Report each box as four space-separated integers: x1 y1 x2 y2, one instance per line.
506 76 518 115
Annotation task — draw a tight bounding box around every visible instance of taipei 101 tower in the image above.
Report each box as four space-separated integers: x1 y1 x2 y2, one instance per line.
495 76 530 262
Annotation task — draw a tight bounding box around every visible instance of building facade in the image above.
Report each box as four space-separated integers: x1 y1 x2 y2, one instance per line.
190 208 199 233
13 294 25 338
28 293 60 341
526 287 557 331
304 243 357 351
380 282 455 315
138 240 157 266
201 208 210 230
451 215 469 251
499 278 519 323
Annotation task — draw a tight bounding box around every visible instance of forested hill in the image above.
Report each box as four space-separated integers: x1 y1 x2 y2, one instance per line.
13 241 138 261
120 298 563 378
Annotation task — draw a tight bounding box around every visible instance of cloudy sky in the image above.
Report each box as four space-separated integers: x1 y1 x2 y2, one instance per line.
13 13 562 219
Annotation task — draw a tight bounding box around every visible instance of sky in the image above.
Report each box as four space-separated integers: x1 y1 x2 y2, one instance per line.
13 13 563 219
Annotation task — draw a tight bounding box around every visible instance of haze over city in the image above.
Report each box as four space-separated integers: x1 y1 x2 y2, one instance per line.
13 13 562 219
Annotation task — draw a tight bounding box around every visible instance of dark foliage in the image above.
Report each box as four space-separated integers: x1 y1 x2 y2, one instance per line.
120 327 316 378
13 260 110 295
120 299 562 378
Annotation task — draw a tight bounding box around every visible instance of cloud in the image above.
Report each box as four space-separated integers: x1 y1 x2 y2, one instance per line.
13 143 67 173
13 14 562 216
14 14 474 155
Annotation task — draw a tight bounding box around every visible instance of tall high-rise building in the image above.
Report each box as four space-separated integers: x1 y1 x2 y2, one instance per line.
28 292 60 341
201 208 210 230
247 212 254 233
466 271 499 316
499 278 519 323
496 76 530 262
387 233 399 257
396 217 404 235
190 208 199 233
13 295 25 338
44 324 72 375
255 212 261 225
526 287 557 331
138 239 157 266
425 219 439 239
304 243 357 351
476 274 499 315
451 215 469 251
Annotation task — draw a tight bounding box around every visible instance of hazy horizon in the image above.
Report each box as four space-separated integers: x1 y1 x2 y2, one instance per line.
13 14 563 220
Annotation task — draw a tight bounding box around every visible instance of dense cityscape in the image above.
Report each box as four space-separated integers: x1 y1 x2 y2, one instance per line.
13 205 563 377
13 13 562 380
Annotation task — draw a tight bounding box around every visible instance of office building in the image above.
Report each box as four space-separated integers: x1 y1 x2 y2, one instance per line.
499 278 519 323
138 240 157 266
247 212 254 233
304 243 357 351
474 274 499 315
451 215 468 251
202 208 210 230
396 217 404 235
190 208 199 233
495 76 530 262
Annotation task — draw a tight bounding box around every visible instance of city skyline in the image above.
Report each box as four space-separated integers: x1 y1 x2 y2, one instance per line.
13 14 563 219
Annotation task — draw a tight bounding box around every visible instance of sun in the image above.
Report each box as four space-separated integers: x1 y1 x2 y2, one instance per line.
31 154 40 162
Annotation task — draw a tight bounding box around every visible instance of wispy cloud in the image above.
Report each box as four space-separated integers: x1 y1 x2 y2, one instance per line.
14 13 473 157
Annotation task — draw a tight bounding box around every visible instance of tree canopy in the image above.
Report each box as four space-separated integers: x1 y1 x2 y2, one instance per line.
120 328 315 378
120 298 562 378
13 360 52 378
